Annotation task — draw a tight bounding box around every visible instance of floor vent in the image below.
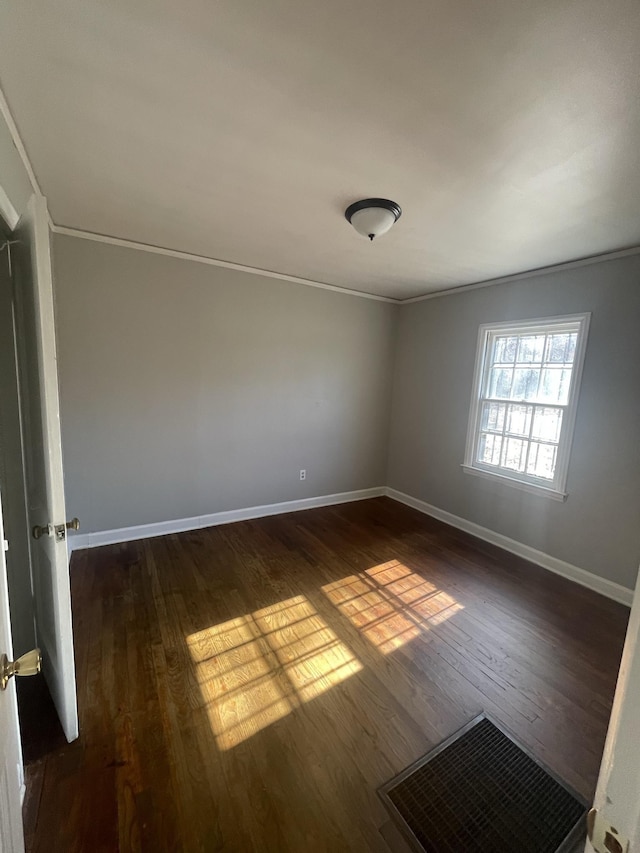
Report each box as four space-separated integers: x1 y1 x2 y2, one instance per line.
379 715 587 853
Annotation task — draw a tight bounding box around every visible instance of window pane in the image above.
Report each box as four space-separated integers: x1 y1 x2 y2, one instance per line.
481 401 506 433
526 442 557 480
531 407 562 443
468 316 586 494
493 336 518 363
516 335 545 364
478 433 502 466
489 367 513 399
501 437 527 473
544 332 577 363
505 404 532 437
512 368 540 400
539 367 572 405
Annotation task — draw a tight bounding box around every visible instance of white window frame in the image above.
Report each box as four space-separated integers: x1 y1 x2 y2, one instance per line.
463 313 590 501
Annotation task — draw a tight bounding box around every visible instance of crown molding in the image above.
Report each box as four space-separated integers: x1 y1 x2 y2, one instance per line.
52 225 399 303
401 246 640 304
0 85 43 198
4 82 639 305
0 82 55 229
50 227 640 307
2 79 395 302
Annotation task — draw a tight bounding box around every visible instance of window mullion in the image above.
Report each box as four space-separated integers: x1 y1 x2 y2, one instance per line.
499 401 510 467
533 334 547 402
483 396 569 412
522 403 537 475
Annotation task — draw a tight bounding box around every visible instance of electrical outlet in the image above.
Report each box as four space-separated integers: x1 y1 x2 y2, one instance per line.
299 469 306 481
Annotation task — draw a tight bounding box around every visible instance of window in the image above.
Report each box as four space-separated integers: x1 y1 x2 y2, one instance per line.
463 314 590 500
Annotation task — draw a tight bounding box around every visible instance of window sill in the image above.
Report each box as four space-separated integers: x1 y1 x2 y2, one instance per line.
461 464 567 502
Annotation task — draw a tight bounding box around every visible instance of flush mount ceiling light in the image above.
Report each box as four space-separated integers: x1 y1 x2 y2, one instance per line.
345 198 402 241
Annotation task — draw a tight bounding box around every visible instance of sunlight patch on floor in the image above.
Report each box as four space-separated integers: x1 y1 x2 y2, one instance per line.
187 596 361 749
322 560 463 653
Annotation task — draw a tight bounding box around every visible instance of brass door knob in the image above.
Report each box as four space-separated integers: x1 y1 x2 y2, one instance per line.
32 523 52 540
34 518 80 541
0 648 42 690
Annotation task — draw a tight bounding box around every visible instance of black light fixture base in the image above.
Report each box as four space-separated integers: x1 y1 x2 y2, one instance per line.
344 198 402 224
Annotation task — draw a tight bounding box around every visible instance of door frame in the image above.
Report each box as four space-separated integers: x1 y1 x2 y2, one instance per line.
585 566 640 851
0 211 26 853
0 215 38 663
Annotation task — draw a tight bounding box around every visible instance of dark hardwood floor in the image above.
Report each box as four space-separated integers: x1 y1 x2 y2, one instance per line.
21 497 628 852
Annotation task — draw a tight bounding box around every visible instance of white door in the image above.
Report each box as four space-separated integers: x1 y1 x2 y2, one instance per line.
0 490 25 853
13 195 78 742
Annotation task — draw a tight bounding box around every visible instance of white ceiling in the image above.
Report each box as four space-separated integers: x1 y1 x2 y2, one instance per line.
1 0 639 300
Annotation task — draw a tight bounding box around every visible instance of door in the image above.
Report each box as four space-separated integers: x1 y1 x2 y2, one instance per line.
12 195 78 742
0 488 25 853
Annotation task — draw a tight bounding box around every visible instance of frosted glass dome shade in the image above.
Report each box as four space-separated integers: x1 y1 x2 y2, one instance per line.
345 199 402 241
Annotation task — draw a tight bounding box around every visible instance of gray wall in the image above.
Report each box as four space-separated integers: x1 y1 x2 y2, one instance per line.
387 255 640 590
53 231 640 591
53 234 397 534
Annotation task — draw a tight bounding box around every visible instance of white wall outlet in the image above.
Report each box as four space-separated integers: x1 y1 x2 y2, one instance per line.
299 469 306 481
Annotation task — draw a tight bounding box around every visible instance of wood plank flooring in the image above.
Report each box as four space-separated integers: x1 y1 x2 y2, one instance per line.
22 497 629 852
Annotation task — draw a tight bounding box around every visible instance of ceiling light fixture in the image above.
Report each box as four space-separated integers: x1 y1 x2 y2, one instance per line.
345 198 402 241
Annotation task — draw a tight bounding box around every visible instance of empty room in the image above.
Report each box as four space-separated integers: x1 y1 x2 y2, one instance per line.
1 2 639 852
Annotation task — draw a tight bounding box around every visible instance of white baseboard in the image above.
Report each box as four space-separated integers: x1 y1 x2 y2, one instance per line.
68 484 635 607
385 488 634 607
68 487 385 552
